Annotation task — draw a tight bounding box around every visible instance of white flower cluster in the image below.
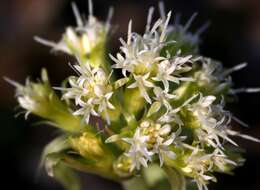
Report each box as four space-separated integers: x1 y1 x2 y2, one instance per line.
187 94 235 149
33 1 116 125
35 0 112 67
60 64 115 124
5 69 53 119
105 5 259 190
110 10 195 104
7 2 260 190
182 147 237 190
122 120 185 171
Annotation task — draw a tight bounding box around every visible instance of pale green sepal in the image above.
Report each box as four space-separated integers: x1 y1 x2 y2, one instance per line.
114 78 129 89
147 101 162 117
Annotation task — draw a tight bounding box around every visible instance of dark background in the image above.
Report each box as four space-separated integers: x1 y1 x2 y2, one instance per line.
1 0 260 189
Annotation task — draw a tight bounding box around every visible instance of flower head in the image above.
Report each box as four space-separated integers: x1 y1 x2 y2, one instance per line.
60 64 115 124
123 128 153 171
35 0 112 68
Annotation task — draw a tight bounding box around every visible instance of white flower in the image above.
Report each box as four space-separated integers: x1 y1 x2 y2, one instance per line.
182 147 216 190
158 93 198 125
152 86 177 111
35 0 111 59
59 65 115 124
73 99 98 124
110 12 173 100
152 126 185 166
188 94 232 148
210 149 237 172
5 69 54 119
17 96 37 118
152 55 193 91
128 73 154 104
139 121 186 167
188 94 216 117
109 53 134 77
34 27 80 55
187 93 259 149
194 58 260 95
182 147 237 190
61 76 86 105
153 136 176 166
123 128 153 171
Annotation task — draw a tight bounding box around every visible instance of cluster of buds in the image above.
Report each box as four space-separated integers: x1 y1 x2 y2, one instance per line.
6 1 260 190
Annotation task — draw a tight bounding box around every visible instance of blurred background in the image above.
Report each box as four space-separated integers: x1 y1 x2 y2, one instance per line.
1 0 260 189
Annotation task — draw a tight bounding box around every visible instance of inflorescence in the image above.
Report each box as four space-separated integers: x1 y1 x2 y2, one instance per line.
6 1 260 190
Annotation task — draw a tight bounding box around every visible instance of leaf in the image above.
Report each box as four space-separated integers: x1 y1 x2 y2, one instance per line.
163 167 186 190
122 176 149 190
40 136 82 190
143 164 167 188
45 154 81 190
39 135 70 169
147 101 161 117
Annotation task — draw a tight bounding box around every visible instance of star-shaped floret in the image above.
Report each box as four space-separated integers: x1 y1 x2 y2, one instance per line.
123 128 153 171
128 73 154 104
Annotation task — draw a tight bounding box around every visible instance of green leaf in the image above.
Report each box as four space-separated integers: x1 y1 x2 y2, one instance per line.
122 177 149 190
40 135 70 169
163 167 186 190
45 154 81 190
54 163 81 190
143 164 167 188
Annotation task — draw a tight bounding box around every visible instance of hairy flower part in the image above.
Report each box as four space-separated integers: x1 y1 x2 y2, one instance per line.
110 11 196 104
121 120 186 171
110 13 166 96
61 64 115 124
152 55 194 91
188 93 259 150
5 69 54 118
194 57 260 95
35 0 112 67
181 148 216 190
188 94 235 149
123 128 153 171
127 73 154 104
194 58 231 93
158 2 209 55
181 147 237 190
113 155 135 177
148 86 177 114
158 93 199 125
